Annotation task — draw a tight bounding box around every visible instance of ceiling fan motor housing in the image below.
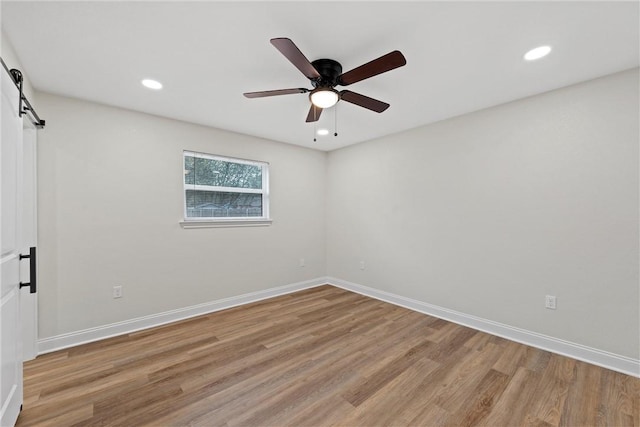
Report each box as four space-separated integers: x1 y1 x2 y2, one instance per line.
310 59 343 88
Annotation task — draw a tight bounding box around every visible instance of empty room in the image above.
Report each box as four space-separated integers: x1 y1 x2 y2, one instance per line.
1 1 638 426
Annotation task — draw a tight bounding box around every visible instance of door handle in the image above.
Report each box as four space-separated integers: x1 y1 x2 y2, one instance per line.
19 246 37 294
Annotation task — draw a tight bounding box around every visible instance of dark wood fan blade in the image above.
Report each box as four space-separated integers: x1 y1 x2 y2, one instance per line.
340 90 390 113
271 38 321 80
244 88 308 98
338 51 406 86
305 104 323 122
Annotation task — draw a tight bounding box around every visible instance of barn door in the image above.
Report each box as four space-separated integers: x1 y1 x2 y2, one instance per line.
1 65 25 426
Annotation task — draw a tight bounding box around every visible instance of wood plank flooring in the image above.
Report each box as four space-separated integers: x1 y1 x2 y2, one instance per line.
17 285 639 426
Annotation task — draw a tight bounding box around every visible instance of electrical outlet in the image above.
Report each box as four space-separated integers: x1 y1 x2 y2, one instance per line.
299 258 305 267
113 285 123 299
359 261 365 270
545 295 556 310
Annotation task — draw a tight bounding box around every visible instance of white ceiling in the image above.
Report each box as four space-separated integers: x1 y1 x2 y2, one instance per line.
2 1 638 151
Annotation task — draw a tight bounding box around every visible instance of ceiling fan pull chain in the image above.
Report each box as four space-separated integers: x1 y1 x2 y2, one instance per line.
313 120 317 142
334 104 338 137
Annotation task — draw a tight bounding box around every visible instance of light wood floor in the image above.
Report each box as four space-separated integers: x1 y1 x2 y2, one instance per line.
17 285 639 426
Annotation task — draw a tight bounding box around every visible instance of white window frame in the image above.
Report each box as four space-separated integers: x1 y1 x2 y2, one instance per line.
180 151 271 228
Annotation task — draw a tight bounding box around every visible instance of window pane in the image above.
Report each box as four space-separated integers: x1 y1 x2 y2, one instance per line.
186 190 263 218
184 155 262 189
184 155 195 185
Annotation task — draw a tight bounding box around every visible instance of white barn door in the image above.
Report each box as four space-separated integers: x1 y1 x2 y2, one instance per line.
1 67 25 426
20 122 37 362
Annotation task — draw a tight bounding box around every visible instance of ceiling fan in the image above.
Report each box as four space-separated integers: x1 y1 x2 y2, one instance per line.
243 38 407 122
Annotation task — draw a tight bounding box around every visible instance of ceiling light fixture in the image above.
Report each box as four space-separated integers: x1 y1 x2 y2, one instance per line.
141 79 163 90
524 45 552 61
316 128 329 136
310 88 339 109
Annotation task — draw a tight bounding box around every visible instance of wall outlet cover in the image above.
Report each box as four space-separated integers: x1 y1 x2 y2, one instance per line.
545 295 557 310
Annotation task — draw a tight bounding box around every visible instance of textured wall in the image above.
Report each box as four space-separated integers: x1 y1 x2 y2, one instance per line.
36 93 326 337
327 69 639 359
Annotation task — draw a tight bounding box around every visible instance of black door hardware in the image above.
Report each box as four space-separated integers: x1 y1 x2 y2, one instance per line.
19 246 37 294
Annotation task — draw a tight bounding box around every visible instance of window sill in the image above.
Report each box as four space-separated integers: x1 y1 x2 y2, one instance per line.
180 218 273 229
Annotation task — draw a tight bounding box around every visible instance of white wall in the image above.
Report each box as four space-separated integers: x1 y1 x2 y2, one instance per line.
30 64 640 365
36 93 326 338
327 69 639 360
1 30 34 99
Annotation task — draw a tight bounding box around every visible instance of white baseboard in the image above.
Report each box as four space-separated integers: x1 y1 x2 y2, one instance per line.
37 277 327 355
326 277 640 378
38 276 640 378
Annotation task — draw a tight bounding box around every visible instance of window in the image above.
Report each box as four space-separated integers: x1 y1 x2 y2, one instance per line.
181 151 270 227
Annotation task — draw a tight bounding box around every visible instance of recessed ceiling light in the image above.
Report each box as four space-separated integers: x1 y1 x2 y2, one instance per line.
524 46 552 61
316 128 330 136
141 79 163 90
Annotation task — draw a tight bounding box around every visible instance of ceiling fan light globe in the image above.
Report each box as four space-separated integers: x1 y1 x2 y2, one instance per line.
310 89 339 108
